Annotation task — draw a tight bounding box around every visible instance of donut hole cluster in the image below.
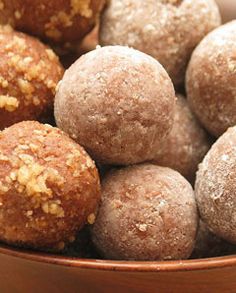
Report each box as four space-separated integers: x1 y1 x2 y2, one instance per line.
0 0 235 261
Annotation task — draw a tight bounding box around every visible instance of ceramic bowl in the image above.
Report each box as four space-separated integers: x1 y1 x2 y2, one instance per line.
0 244 235 293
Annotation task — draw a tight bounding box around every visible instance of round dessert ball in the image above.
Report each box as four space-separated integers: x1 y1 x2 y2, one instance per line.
195 126 236 244
0 121 101 251
186 21 236 137
152 95 211 183
191 221 236 259
55 46 176 165
0 0 106 44
91 164 198 260
0 26 64 130
99 0 221 87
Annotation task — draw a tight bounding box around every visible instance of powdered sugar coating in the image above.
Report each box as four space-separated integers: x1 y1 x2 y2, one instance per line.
152 95 211 183
186 21 236 137
91 164 198 260
195 126 236 243
100 0 221 86
55 46 175 165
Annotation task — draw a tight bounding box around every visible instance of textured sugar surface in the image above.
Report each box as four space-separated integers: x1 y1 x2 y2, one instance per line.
92 164 198 261
152 95 211 183
100 0 221 86
195 126 236 243
187 21 236 137
55 45 175 165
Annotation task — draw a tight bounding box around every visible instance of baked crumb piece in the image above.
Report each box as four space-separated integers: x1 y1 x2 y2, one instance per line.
14 10 22 20
0 77 8 88
0 95 19 112
0 181 9 193
44 0 92 40
71 0 93 18
87 213 96 224
45 48 57 61
41 200 65 218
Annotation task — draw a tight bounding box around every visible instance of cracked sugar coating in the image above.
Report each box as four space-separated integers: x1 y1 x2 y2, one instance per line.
0 26 64 130
99 0 221 87
0 121 101 251
152 95 211 183
91 164 198 260
186 21 236 137
55 46 175 165
0 0 106 44
195 126 236 244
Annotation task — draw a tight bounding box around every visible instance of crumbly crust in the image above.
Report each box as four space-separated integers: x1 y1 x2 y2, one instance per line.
0 0 106 43
0 121 101 251
0 26 64 130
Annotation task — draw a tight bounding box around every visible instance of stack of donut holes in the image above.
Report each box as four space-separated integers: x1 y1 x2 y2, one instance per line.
0 0 235 261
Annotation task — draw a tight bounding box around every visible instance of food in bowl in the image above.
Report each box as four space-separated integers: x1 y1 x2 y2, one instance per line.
0 25 63 130
0 121 101 251
54 45 176 165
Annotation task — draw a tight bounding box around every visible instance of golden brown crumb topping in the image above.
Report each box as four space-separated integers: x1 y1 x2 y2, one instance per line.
0 29 63 113
0 123 98 221
0 95 19 111
45 0 92 41
87 213 96 224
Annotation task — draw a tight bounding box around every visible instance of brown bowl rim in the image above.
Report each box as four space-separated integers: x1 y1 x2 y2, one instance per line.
0 244 236 272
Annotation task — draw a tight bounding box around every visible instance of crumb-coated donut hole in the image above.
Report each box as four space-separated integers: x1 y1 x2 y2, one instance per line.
0 0 106 44
0 121 101 251
54 45 176 165
91 164 198 261
152 95 211 184
0 25 64 130
99 0 221 87
195 126 236 244
186 21 236 137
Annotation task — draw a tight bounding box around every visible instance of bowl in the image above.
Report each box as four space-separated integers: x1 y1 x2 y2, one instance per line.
0 244 235 293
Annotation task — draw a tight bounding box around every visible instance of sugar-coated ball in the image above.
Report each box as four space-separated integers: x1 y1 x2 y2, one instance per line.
100 0 221 86
55 46 175 165
195 126 236 244
91 164 198 260
191 221 236 259
187 21 236 137
152 95 211 183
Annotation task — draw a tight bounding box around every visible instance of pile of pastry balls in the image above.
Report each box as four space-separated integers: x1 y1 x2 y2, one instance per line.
0 0 235 261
